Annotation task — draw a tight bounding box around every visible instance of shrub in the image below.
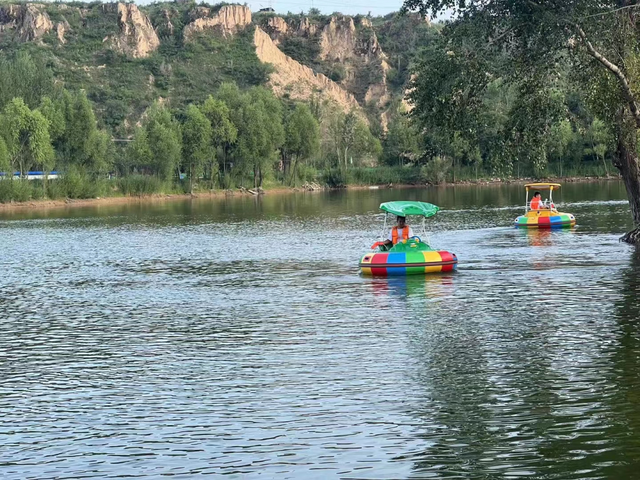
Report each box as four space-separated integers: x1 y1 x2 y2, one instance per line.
0 179 34 203
321 168 348 188
420 156 452 185
117 175 166 196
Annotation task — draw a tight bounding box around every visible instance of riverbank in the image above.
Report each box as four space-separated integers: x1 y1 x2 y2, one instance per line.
0 175 622 211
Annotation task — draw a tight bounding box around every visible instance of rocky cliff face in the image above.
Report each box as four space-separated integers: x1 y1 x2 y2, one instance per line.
103 3 159 59
183 5 252 41
265 16 288 43
253 13 393 128
319 16 356 62
254 27 361 115
0 4 53 42
319 16 391 125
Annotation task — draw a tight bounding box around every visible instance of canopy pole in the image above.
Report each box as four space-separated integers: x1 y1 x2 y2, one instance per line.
550 186 554 208
525 187 529 213
381 213 387 240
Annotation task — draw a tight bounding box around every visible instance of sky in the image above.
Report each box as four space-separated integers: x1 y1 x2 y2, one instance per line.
245 0 406 16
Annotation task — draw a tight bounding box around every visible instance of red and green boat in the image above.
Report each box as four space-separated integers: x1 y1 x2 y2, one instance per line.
359 201 458 276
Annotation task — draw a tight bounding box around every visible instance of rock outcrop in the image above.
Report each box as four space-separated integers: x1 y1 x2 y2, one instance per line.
319 16 356 62
264 16 288 43
296 17 317 37
56 20 69 44
183 5 251 41
103 3 159 59
254 27 361 115
0 4 53 42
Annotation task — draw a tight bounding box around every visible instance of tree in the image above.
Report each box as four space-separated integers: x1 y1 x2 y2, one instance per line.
200 96 237 182
181 104 212 194
39 96 66 143
382 115 421 166
547 120 573 177
145 103 182 181
587 118 613 176
2 98 54 178
126 127 153 174
58 90 111 173
0 52 54 110
0 136 9 174
403 0 640 243
226 87 285 188
283 103 320 184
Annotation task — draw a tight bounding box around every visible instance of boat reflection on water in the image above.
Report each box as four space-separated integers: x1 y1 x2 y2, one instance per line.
520 226 576 247
368 274 455 301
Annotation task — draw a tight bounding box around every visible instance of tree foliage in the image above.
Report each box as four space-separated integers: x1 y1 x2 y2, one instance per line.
2 98 54 176
403 0 640 241
181 104 212 193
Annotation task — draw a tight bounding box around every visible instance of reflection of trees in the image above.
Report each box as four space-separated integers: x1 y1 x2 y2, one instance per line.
597 248 640 478
405 282 585 477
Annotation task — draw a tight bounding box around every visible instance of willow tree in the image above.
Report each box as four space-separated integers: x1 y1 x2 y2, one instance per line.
2 98 54 178
403 0 640 243
182 104 212 194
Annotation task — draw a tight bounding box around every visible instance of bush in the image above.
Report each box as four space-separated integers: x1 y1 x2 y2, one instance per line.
0 179 34 203
321 168 348 188
420 157 452 185
293 164 319 185
117 175 166 196
348 166 420 185
47 167 110 199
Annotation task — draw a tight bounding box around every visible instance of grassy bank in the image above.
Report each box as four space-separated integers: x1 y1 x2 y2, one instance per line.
0 163 621 206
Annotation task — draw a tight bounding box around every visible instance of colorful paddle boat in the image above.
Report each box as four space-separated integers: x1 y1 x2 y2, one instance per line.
359 201 458 276
514 183 576 228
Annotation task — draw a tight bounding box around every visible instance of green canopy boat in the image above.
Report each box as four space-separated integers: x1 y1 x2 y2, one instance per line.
359 201 458 276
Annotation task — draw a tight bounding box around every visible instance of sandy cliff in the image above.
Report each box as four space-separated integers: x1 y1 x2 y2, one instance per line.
183 5 252 41
103 3 160 59
254 27 361 114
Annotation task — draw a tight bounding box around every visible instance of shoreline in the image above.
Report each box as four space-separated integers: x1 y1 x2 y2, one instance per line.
0 175 621 211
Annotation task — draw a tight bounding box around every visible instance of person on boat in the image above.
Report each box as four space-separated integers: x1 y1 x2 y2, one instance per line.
530 192 547 210
384 215 414 246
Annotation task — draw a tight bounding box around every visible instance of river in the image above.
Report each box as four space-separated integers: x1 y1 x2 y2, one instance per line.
1 181 639 479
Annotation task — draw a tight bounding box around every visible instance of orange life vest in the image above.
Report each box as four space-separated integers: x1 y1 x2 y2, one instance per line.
530 197 542 210
391 226 410 244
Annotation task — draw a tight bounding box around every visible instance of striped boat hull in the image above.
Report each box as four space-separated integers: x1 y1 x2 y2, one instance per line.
359 250 458 276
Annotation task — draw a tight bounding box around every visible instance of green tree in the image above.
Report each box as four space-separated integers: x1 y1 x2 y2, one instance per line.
0 136 9 173
39 96 66 143
353 119 383 164
126 127 153 175
586 118 613 176
145 103 182 181
181 104 212 194
403 0 640 243
0 52 54 110
58 90 111 173
283 103 320 184
383 115 421 166
2 98 54 178
547 120 573 177
200 96 237 182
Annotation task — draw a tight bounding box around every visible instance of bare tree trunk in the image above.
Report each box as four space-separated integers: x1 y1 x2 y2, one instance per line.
615 109 640 243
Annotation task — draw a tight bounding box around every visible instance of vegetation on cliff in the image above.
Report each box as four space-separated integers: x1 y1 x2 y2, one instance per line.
0 1 625 205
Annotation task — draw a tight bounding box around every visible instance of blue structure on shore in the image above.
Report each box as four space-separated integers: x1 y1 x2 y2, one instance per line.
0 171 59 180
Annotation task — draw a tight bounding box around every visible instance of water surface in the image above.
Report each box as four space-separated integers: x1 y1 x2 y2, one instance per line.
2 181 640 479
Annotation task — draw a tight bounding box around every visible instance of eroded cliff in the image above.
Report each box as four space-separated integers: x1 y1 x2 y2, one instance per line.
254 27 360 114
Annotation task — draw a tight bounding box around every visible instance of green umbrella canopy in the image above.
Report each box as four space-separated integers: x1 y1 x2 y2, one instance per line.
379 201 440 218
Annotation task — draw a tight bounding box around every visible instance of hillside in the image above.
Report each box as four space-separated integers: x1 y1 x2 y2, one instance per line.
0 1 435 136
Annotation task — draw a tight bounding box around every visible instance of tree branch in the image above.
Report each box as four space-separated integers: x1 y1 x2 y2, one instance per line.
574 24 640 128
